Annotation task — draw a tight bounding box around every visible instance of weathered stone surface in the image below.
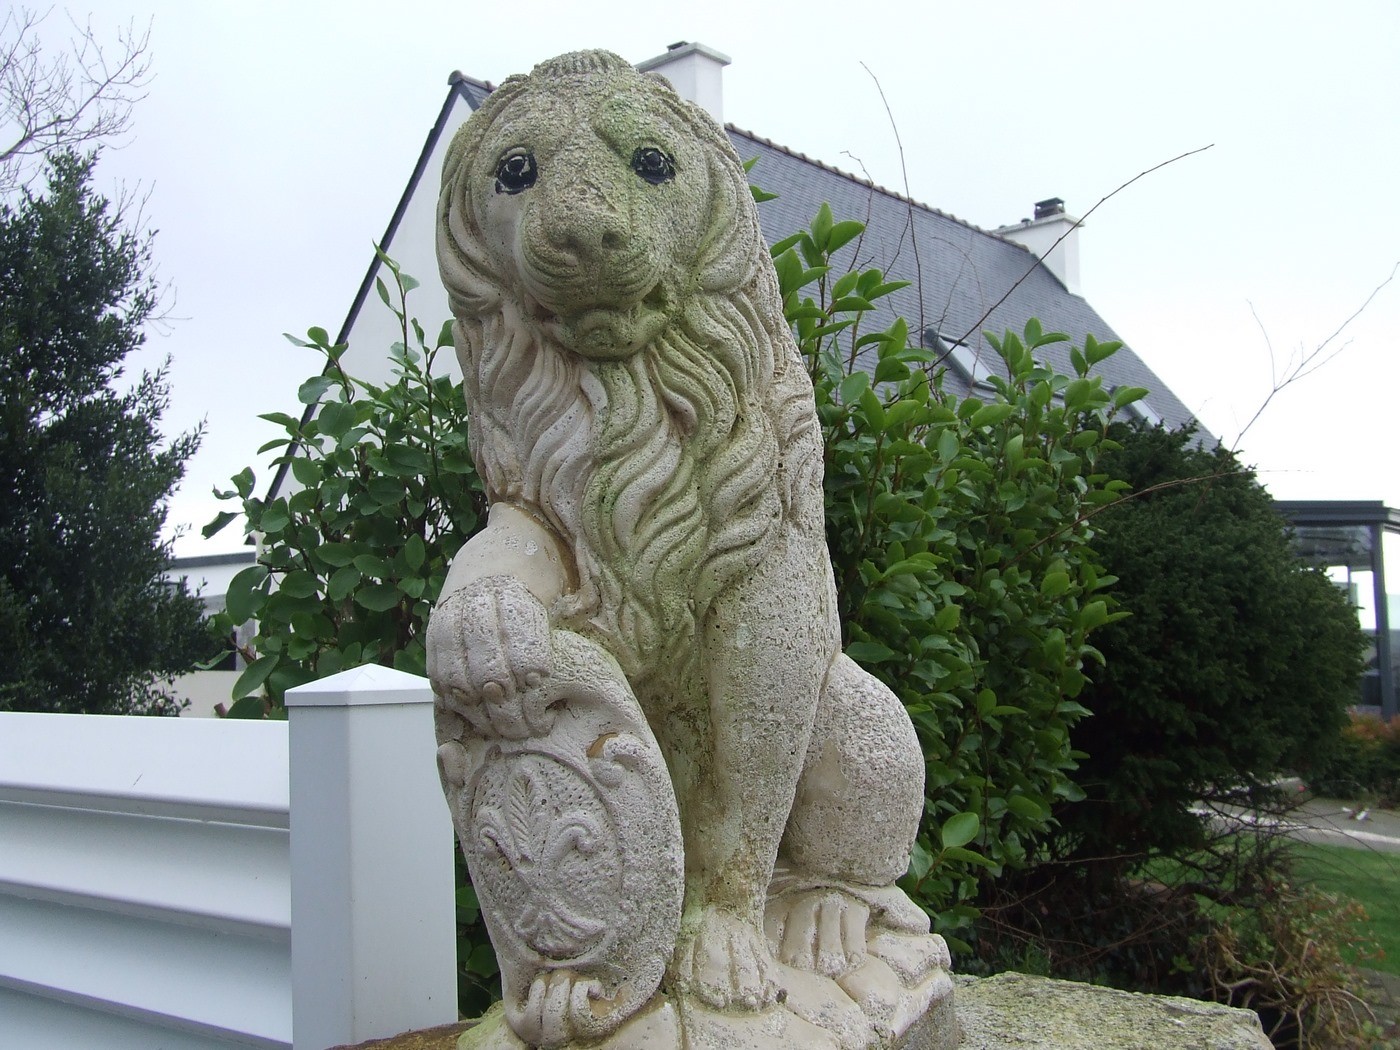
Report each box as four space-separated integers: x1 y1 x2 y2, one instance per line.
954 972 1273 1049
428 47 953 1049
333 974 1270 1050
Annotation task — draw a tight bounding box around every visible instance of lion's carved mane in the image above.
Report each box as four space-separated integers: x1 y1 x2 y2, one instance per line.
437 51 822 679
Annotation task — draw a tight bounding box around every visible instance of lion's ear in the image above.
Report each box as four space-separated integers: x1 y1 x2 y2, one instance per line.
641 70 682 100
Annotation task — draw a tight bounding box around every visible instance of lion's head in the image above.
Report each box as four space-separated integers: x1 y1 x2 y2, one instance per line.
438 49 761 359
437 50 822 677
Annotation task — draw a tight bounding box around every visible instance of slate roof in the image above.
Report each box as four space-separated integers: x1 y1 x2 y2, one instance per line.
337 73 1198 434
733 129 1197 430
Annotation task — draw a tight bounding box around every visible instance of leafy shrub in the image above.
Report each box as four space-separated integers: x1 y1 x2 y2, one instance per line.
205 256 485 712
773 205 1140 940
1310 712 1400 805
969 420 1370 1037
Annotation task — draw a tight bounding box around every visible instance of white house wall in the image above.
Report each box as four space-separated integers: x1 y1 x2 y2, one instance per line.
338 90 473 390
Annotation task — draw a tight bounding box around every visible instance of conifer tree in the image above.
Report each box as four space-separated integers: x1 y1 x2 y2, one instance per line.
0 151 206 714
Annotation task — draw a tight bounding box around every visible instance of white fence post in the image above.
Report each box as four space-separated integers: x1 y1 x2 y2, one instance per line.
286 665 457 1049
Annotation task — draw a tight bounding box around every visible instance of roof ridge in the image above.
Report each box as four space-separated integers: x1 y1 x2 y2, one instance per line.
449 70 495 92
725 124 1018 246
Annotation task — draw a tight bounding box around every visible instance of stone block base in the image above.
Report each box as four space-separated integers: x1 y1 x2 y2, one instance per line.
954 972 1272 1049
333 970 1271 1050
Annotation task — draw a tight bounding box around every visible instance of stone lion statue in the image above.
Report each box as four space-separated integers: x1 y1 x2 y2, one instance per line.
430 49 955 1049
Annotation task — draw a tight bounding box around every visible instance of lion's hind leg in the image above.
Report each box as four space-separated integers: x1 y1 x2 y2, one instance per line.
780 653 926 891
771 653 933 976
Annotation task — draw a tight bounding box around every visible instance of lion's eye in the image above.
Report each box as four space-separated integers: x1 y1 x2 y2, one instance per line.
631 147 675 185
495 151 537 194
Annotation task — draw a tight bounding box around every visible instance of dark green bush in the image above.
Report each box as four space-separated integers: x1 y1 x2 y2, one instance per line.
1048 422 1364 865
972 420 1370 1043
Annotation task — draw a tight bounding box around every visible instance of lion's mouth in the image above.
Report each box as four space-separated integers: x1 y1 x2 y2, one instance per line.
539 284 672 359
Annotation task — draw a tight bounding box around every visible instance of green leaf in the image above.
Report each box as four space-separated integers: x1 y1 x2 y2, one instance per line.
839 371 870 404
315 542 356 567
466 942 499 978
353 554 392 579
1113 385 1150 408
404 534 427 571
858 389 885 431
327 565 361 601
1007 796 1047 821
847 640 897 664
969 403 1016 429
280 571 320 599
318 400 355 439
907 838 934 881
810 202 834 251
826 219 865 253
290 456 322 486
258 411 303 431
940 811 980 850
202 510 239 539
355 583 401 612
232 654 278 701
232 466 256 499
225 565 269 624
298 375 335 405
939 845 995 867
223 695 267 719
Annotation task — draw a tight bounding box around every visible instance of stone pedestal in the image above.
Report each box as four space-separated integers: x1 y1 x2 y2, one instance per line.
333 973 1274 1050
954 972 1272 1049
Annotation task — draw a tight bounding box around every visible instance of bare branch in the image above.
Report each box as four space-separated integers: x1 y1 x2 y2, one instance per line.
1232 260 1399 446
955 145 1215 348
859 62 926 333
0 7 153 195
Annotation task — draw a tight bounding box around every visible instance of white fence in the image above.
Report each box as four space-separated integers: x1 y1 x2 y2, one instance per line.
0 666 457 1050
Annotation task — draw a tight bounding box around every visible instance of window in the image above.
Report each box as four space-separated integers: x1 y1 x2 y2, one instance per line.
924 327 997 388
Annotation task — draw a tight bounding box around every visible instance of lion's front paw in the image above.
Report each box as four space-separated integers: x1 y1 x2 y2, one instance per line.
670 907 781 1012
427 575 554 740
503 968 628 1048
765 888 870 978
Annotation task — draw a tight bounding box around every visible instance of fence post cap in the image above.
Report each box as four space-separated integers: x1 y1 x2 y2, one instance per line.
285 664 433 708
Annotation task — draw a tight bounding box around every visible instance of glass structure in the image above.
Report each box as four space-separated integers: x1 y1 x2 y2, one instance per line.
1276 501 1400 719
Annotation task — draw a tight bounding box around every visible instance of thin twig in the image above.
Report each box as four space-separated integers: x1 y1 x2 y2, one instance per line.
859 62 925 333
1232 261 1399 446
956 145 1215 347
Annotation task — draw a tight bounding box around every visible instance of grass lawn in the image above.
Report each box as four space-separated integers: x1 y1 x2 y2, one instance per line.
1291 841 1400 975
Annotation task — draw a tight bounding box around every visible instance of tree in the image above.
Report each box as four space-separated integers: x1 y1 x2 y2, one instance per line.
1055 421 1363 863
0 150 206 715
972 421 1367 1005
1 7 151 196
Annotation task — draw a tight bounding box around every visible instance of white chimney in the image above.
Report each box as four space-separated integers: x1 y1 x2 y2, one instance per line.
995 198 1083 296
635 41 731 124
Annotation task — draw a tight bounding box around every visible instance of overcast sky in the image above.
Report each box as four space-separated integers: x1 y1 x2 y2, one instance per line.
33 1 1400 556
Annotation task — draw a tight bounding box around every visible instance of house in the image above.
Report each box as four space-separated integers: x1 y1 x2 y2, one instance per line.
305 41 1196 434
169 41 1202 713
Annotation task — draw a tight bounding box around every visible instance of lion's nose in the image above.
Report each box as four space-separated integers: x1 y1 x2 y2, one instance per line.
547 210 627 261
543 176 628 260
